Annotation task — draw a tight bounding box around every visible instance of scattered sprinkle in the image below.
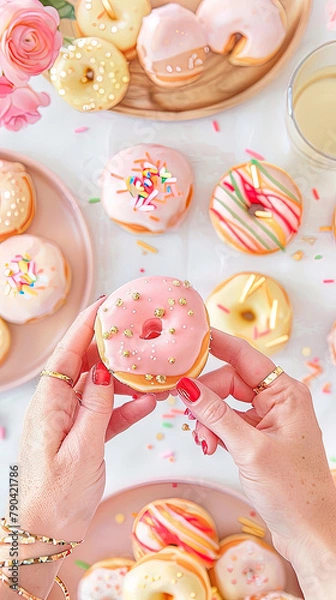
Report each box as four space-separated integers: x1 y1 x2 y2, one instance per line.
162 422 174 429
322 382 332 394
245 148 265 161
156 432 165 441
74 126 89 133
0 426 6 440
171 409 185 415
323 279 335 284
330 456 336 463
131 512 138 518
182 423 190 431
301 236 317 245
88 197 100 204
326 1 336 30
212 120 220 132
146 444 154 450
136 240 158 254
161 450 175 459
168 396 176 406
302 359 324 386
217 303 230 313
162 413 176 419
292 250 304 261
320 225 332 232
172 482 178 488
312 188 320 200
169 456 175 462
314 254 323 260
140 268 146 273
115 513 125 524
75 560 91 571
302 347 312 357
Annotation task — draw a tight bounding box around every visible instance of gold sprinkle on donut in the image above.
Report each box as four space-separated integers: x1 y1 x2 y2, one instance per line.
124 329 133 338
173 280 181 287
132 292 141 300
123 350 130 357
145 374 153 381
188 310 194 316
102 326 118 339
179 298 187 305
131 364 137 370
110 326 118 334
177 572 183 578
156 375 167 384
154 308 165 318
168 357 176 364
183 280 191 288
115 298 123 306
169 328 176 334
168 298 175 306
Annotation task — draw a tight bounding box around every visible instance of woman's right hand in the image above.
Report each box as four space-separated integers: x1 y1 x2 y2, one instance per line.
176 330 336 600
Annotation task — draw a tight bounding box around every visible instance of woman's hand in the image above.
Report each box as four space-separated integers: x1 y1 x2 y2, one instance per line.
18 297 157 543
176 329 336 600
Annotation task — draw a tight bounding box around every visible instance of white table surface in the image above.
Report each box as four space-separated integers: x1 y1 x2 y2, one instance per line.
1 0 336 516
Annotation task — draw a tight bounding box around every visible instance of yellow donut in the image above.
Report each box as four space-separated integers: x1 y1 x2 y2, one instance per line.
206 272 292 356
76 0 151 58
0 318 11 365
122 547 212 600
50 37 130 112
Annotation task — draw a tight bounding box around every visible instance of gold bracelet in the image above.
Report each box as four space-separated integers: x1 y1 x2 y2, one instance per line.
0 570 70 599
0 547 72 569
0 519 81 548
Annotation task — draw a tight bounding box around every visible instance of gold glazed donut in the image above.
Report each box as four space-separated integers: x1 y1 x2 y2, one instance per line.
76 0 151 58
0 160 35 243
50 37 130 112
0 318 11 365
206 272 292 355
122 547 212 600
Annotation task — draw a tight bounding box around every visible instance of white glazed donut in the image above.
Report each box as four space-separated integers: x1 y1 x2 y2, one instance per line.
50 37 130 112
210 535 286 600
95 276 211 392
197 0 287 66
77 558 134 600
0 160 35 243
76 0 151 57
122 547 212 600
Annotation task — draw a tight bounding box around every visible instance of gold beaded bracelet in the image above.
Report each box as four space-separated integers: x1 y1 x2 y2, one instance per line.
0 570 70 600
0 519 81 548
0 547 72 569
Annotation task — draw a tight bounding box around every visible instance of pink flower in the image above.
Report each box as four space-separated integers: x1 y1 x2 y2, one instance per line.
0 84 50 131
0 75 14 97
0 0 62 86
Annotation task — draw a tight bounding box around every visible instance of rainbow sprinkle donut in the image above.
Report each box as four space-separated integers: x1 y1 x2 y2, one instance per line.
209 160 303 254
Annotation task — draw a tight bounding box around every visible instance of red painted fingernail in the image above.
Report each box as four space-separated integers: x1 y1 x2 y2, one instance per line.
92 362 111 386
192 430 200 446
176 378 200 403
184 408 196 420
201 440 208 455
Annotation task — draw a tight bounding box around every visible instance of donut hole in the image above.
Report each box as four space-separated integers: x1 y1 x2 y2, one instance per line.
82 68 95 84
240 309 256 323
140 318 163 340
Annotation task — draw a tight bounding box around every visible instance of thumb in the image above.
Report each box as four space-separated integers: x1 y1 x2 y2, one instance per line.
73 362 114 442
176 377 258 457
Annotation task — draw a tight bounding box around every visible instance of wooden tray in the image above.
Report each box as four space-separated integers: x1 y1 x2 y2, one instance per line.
58 0 312 120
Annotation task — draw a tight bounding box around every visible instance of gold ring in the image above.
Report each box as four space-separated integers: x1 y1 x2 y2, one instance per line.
253 366 284 394
41 370 73 387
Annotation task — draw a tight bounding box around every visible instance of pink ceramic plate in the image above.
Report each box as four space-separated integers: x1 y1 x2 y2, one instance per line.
0 150 94 392
51 479 302 599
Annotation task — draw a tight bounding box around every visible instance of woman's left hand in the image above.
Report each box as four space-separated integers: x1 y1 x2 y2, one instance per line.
17 297 157 543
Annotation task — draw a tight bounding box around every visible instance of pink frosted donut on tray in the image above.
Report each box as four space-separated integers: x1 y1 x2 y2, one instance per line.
95 276 211 392
197 0 287 66
100 144 194 234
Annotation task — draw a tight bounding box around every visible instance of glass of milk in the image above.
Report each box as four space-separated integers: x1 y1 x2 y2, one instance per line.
287 41 336 169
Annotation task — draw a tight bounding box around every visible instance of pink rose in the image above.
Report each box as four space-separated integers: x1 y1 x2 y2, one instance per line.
0 0 62 86
0 74 14 97
0 84 50 131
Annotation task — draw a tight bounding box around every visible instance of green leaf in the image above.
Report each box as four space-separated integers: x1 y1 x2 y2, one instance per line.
40 0 76 20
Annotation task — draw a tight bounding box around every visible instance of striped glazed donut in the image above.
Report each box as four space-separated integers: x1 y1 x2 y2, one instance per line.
123 547 212 600
209 160 303 254
132 498 220 569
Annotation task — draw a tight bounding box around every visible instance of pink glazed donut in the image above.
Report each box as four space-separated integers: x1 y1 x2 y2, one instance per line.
100 144 194 234
95 276 211 392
